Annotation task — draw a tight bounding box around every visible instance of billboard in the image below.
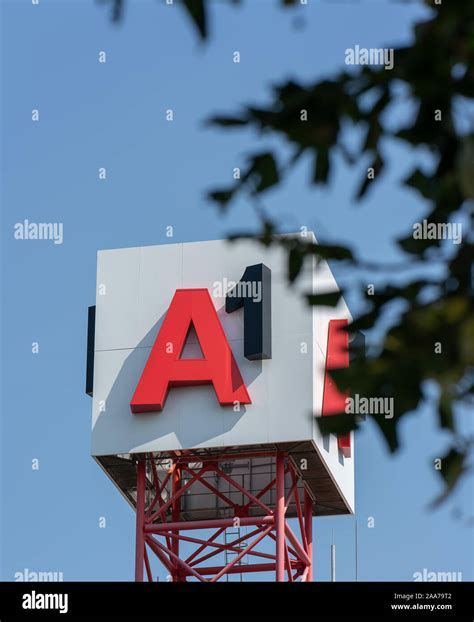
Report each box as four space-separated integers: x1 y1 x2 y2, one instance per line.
90 235 354 513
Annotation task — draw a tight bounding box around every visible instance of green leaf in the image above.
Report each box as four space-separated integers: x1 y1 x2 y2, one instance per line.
288 247 303 282
99 0 124 22
317 414 359 436
356 153 384 199
438 393 454 430
430 448 468 508
306 292 341 307
207 116 248 127
370 413 399 453
248 152 279 193
309 243 354 261
438 448 467 488
207 189 235 209
404 168 434 200
182 0 207 39
313 149 330 183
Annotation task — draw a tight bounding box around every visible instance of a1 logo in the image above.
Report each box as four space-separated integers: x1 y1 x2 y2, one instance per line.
130 264 271 413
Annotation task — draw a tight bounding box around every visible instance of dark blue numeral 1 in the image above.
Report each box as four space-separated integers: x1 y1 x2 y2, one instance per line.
225 263 272 360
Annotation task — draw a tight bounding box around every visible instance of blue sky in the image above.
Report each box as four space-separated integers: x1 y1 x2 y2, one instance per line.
1 0 473 581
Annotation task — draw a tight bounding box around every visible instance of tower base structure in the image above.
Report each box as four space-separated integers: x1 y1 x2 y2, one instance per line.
133 450 314 582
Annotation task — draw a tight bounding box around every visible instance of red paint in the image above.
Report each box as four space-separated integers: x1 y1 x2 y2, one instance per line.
322 319 351 457
304 489 313 581
134 459 146 582
130 289 251 413
136 452 313 582
275 453 285 582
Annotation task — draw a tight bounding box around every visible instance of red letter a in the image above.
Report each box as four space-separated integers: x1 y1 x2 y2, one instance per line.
130 289 251 413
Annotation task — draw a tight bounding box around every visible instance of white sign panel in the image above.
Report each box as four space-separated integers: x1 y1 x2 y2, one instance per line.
90 235 354 512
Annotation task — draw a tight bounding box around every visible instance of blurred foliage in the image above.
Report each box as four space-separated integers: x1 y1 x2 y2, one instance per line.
206 0 474 504
101 0 474 503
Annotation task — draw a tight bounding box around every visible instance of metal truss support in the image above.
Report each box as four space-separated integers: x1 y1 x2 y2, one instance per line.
134 450 314 582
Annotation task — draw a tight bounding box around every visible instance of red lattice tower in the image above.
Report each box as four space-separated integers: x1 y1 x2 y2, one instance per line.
134 450 313 582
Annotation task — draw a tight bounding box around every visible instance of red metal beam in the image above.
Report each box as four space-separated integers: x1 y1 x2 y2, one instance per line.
267 530 299 561
304 488 314 582
190 561 304 577
285 543 293 583
181 466 239 511
275 453 286 582
162 528 276 563
187 525 276 568
210 525 273 582
146 458 174 519
144 545 153 582
134 459 146 582
289 468 309 552
285 479 298 512
241 474 277 514
135 450 315 582
145 515 274 533
185 527 225 566
285 524 312 567
145 535 178 576
146 465 208 524
147 456 173 551
171 466 181 580
214 466 273 515
147 535 207 583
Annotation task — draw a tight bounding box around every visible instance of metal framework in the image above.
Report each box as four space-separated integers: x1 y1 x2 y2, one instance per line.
134 451 314 582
